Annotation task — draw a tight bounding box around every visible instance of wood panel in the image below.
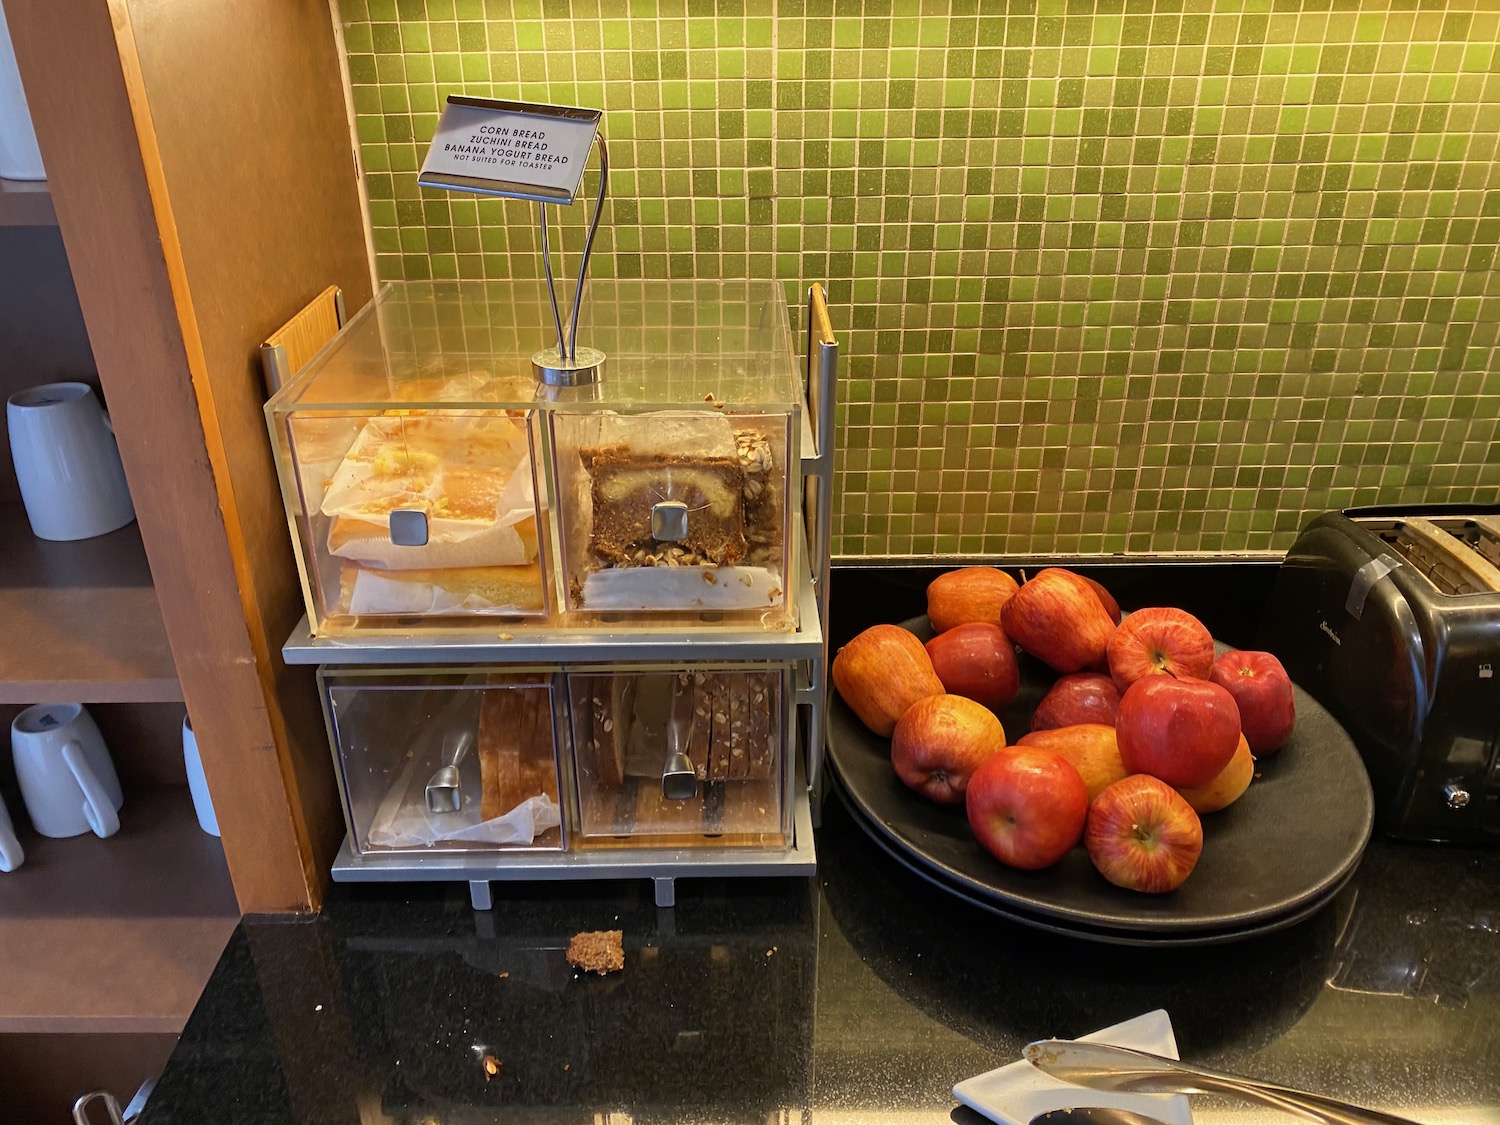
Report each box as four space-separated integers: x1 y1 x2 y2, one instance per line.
262 283 344 394
0 503 180 704
117 0 375 910
0 175 55 226
3 0 370 912
0 786 238 1034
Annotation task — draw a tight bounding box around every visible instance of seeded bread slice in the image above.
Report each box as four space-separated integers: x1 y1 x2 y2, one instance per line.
746 671 775 781
586 676 633 788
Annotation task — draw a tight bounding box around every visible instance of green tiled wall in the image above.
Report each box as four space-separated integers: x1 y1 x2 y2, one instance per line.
340 0 1500 558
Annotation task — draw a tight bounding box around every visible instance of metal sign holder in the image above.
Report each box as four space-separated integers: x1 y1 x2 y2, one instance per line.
417 97 609 386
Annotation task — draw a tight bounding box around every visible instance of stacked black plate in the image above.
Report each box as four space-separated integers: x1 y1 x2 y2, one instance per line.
826 616 1375 947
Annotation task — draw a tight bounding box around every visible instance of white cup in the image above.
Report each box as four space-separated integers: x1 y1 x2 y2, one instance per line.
12 703 123 839
0 790 23 872
182 716 219 837
7 382 135 542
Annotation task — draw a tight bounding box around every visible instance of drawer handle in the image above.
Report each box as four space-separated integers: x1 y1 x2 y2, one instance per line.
651 499 690 542
389 508 430 546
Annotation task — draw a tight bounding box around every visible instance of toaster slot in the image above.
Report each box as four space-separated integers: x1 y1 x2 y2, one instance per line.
1363 516 1500 596
1471 516 1500 571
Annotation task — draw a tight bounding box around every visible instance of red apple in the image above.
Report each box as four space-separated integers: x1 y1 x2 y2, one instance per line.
1210 649 1296 756
1084 576 1122 624
925 622 1020 709
1000 568 1116 674
966 747 1088 870
1106 607 1215 690
1017 724 1129 802
1086 774 1204 893
927 567 1021 633
1031 672 1122 731
1116 676 1242 788
891 694 1008 804
833 624 946 737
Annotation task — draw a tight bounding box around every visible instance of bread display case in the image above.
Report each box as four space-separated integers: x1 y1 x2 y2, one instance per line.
266 283 551 632
280 282 837 908
318 662 794 867
321 669 564 856
545 285 798 616
267 277 804 632
567 665 790 845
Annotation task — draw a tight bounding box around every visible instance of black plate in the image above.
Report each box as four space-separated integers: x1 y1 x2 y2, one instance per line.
835 783 1362 947
827 616 1376 936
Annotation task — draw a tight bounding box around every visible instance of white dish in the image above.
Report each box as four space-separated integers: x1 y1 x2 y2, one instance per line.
953 1009 1193 1125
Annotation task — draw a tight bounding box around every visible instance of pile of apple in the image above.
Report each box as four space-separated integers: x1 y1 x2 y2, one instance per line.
831 566 1297 894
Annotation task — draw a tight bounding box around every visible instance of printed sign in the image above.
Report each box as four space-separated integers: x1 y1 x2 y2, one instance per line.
418 97 602 204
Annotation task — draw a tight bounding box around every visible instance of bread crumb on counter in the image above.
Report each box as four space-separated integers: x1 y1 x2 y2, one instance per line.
566 929 624 975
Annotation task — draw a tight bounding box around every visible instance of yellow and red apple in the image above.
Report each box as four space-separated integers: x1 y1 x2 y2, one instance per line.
832 624 945 737
1177 734 1254 814
891 694 1007 805
926 566 1020 634
1086 775 1204 893
1017 724 1129 803
1106 606 1216 690
1001 568 1116 674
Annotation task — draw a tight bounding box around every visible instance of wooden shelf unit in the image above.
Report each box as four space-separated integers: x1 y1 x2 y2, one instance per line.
0 177 55 227
0 786 239 1034
0 503 181 705
5 0 373 920
0 4 371 1112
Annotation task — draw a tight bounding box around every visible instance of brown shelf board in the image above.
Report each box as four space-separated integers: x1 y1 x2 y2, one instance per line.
0 177 56 227
0 503 181 704
0 786 239 1034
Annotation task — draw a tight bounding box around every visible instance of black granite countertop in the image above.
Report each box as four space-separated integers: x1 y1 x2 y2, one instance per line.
139 564 1500 1123
139 805 1500 1124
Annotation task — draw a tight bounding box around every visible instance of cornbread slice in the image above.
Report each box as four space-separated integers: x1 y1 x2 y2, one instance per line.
566 930 624 975
322 407 536 569
340 560 544 615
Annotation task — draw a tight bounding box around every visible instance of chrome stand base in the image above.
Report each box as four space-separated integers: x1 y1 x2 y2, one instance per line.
653 877 676 908
469 880 493 911
532 345 605 386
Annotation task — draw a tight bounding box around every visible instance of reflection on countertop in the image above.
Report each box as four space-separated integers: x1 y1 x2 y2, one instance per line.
138 795 1499 1125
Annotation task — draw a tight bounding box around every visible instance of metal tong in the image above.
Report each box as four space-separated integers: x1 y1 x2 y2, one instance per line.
661 675 697 800
1024 1040 1424 1125
424 727 476 814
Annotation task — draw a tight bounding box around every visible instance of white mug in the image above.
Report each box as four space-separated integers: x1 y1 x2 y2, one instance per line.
0 789 23 872
7 382 135 541
182 716 219 837
12 703 123 839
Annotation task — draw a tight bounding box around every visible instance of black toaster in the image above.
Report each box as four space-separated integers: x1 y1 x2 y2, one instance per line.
1259 506 1500 844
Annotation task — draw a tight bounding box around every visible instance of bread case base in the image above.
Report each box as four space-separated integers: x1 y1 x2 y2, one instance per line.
330 762 817 909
